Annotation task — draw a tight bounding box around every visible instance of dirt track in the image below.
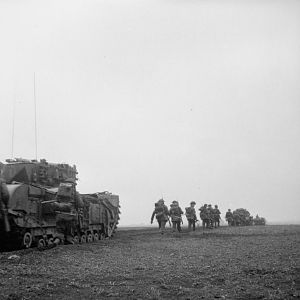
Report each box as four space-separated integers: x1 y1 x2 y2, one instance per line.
0 225 299 300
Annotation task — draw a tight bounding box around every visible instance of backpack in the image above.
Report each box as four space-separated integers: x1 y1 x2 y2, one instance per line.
185 207 192 215
185 207 195 220
155 204 166 218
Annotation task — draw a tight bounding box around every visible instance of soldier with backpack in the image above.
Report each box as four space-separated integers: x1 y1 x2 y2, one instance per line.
225 209 234 226
199 204 209 229
213 205 221 228
151 202 161 229
207 204 215 228
185 201 197 231
169 201 184 232
151 199 169 234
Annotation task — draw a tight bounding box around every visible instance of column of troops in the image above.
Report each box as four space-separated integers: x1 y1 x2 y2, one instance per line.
151 199 227 234
151 200 266 233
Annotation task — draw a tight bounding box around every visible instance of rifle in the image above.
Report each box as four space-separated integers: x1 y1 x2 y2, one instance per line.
167 216 172 227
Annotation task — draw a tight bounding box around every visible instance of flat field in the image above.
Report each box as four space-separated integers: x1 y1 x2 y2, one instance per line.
0 225 299 300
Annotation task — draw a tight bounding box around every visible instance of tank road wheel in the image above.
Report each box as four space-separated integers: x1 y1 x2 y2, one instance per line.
37 238 46 250
46 237 57 249
47 238 54 246
53 237 62 245
93 232 99 242
73 235 80 244
23 232 33 249
87 233 93 243
80 234 86 244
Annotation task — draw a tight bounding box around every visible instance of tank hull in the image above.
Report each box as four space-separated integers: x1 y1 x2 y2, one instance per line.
0 159 120 250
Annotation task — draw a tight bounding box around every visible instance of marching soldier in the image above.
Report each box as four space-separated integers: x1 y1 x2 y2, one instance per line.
213 205 221 228
207 204 214 228
185 201 197 231
151 199 169 234
151 202 161 229
225 209 233 226
169 201 183 232
199 204 209 229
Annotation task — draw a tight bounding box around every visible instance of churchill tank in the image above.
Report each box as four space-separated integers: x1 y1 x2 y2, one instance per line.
0 158 120 250
253 214 266 225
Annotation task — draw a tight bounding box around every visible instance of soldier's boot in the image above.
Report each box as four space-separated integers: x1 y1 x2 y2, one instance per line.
160 221 166 234
177 223 182 232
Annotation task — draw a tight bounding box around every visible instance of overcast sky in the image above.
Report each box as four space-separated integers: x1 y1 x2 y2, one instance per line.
0 0 299 225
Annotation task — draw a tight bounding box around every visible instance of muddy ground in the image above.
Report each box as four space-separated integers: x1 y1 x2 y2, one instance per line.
0 225 299 300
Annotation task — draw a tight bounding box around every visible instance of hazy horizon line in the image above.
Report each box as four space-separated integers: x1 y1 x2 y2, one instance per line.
119 221 300 228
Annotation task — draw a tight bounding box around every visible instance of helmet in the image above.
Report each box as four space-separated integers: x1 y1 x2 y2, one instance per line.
190 201 196 205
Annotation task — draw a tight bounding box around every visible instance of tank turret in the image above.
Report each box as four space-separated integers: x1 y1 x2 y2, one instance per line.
1 158 77 187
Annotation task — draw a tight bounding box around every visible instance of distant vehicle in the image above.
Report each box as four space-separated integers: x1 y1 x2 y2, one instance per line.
0 158 120 250
253 215 266 226
232 208 253 226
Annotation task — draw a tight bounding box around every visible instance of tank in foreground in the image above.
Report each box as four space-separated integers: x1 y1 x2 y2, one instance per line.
0 158 120 250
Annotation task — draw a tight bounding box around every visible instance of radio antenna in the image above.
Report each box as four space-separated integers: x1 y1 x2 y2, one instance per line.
33 72 38 161
11 95 16 159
